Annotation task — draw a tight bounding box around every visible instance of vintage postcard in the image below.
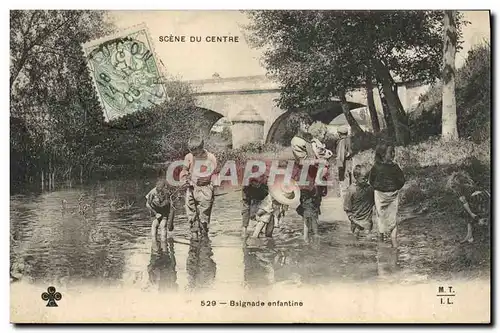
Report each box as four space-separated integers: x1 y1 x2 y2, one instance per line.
10 10 491 323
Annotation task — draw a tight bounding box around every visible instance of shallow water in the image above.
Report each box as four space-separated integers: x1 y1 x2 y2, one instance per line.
10 179 487 294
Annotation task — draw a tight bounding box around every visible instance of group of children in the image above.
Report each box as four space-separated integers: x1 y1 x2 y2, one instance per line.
342 143 406 247
145 135 217 241
145 113 332 244
145 134 297 242
145 114 490 249
342 143 490 247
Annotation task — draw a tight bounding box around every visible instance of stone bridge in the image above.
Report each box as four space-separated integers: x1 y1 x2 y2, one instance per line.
187 75 428 148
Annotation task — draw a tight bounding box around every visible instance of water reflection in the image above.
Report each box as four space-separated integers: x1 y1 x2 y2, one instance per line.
376 243 399 279
243 241 277 288
242 239 299 288
147 238 178 292
11 180 453 291
186 236 216 291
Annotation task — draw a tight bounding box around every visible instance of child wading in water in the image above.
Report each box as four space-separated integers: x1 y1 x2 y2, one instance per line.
289 112 329 243
241 165 289 239
344 164 375 236
447 171 491 243
246 174 299 240
369 143 405 248
180 135 217 241
146 179 175 240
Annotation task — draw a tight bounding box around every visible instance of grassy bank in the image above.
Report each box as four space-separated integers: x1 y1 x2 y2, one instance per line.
352 137 490 213
351 138 491 279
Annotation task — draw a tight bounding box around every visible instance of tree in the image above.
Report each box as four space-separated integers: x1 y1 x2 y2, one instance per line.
10 10 113 188
106 78 199 164
244 10 468 145
441 10 459 141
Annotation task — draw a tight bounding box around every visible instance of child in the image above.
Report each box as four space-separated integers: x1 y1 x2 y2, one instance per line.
447 171 491 243
312 138 333 160
179 135 217 240
336 126 353 199
145 179 174 240
249 176 300 239
344 164 375 236
368 143 405 248
241 168 270 238
241 165 289 239
289 112 328 243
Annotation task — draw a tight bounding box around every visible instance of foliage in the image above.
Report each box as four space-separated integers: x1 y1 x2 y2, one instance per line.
352 136 490 171
10 11 199 189
244 10 468 110
410 44 491 142
105 79 198 165
10 10 114 187
352 137 490 217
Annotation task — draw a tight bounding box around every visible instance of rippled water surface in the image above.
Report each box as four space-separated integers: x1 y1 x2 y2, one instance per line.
10 180 489 293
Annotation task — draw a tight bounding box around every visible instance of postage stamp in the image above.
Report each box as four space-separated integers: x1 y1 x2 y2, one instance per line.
82 24 167 122
9 10 492 324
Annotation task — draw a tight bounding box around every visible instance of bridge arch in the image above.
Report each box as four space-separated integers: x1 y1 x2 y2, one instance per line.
190 107 225 137
265 100 365 144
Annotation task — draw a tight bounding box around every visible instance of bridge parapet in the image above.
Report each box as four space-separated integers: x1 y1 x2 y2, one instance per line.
189 75 280 94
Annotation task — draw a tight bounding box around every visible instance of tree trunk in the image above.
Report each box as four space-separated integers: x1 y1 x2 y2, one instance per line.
378 85 395 137
48 158 52 191
375 62 410 145
68 166 73 188
41 170 44 191
441 10 459 141
80 165 83 184
339 92 364 135
365 79 380 133
52 171 55 191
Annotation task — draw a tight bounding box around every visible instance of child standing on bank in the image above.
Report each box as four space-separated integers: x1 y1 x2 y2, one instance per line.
180 135 217 240
368 143 405 248
447 171 491 243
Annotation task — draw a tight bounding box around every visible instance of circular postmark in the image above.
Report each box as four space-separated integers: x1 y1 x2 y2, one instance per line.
84 28 166 123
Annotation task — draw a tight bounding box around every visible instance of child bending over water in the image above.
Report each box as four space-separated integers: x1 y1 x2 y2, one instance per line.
146 179 174 240
447 171 490 243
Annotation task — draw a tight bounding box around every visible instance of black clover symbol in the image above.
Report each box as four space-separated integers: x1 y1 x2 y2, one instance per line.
41 286 62 307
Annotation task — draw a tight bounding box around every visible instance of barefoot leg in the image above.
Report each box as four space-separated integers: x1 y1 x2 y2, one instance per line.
390 226 398 248
303 218 310 243
311 216 319 236
252 222 266 238
264 217 275 238
461 223 474 243
151 218 160 240
159 217 168 242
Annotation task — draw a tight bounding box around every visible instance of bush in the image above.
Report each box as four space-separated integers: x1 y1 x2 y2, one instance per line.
410 43 491 143
352 138 491 214
352 137 490 170
400 181 427 205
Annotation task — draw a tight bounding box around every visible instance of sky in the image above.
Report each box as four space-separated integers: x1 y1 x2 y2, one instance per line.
109 10 491 81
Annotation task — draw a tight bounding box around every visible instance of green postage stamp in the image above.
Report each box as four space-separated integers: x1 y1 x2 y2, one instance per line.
82 24 167 122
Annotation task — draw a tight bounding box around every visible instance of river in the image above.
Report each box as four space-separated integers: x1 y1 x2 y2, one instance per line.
10 179 489 293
